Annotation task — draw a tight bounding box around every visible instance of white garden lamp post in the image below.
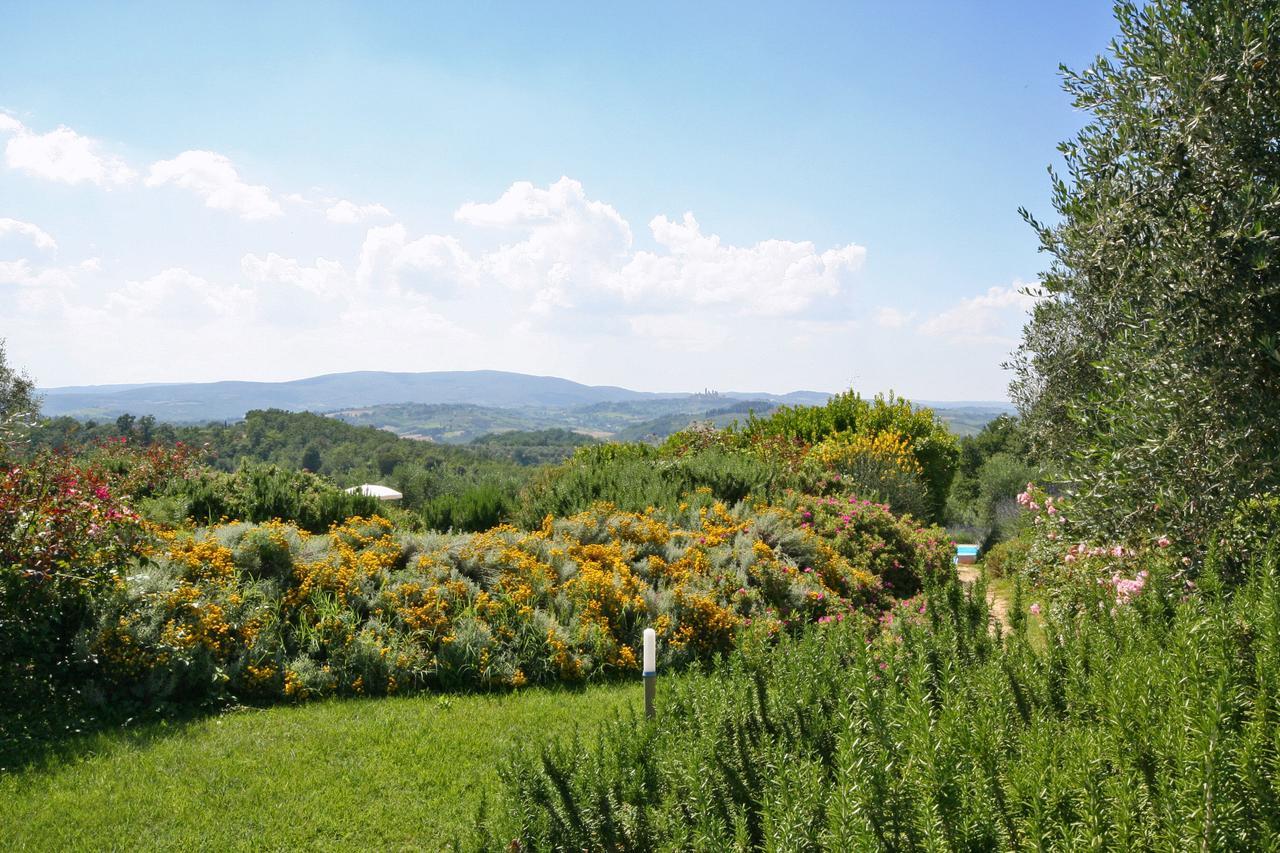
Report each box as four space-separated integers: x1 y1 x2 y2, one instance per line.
642 627 656 719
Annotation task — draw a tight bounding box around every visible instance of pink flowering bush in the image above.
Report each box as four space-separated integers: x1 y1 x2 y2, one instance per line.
0 446 151 735
1006 482 1186 594
783 491 953 595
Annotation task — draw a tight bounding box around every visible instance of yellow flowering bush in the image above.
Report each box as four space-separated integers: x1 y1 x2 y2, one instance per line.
81 487 949 707
803 430 932 519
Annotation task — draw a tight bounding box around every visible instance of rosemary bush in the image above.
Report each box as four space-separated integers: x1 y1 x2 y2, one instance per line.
486 544 1280 850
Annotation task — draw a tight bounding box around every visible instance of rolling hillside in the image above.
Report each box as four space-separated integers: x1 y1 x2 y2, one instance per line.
38 370 831 423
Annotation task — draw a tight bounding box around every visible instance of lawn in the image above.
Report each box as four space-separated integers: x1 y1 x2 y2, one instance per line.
1 683 638 851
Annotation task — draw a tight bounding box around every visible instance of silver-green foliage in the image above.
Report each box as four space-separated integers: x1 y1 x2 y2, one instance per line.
1012 0 1280 547
490 549 1280 850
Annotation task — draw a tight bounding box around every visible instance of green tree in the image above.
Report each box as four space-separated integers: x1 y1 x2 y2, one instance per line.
0 339 36 420
1012 0 1280 546
301 443 323 473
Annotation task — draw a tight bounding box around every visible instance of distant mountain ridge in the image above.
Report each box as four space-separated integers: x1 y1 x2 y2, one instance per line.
38 370 835 423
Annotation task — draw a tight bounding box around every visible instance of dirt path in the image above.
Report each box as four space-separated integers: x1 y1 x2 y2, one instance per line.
956 564 1011 635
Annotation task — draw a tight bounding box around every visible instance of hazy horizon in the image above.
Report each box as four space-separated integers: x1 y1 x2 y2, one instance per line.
35 367 1016 405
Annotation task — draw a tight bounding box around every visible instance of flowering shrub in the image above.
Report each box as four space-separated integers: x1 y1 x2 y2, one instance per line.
0 448 150 727
786 492 953 595
79 437 204 499
801 430 931 519
85 493 911 705
993 483 1189 617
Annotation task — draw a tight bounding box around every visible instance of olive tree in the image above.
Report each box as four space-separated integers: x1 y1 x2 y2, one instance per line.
1012 0 1280 546
0 339 36 421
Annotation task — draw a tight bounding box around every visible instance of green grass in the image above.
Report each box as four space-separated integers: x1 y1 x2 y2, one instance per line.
0 683 637 851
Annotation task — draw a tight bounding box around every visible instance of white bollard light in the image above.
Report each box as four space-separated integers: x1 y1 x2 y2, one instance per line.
642 627 657 718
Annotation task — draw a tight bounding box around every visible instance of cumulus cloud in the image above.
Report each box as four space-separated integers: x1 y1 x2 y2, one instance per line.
0 253 98 314
355 223 479 294
107 267 255 321
13 171 883 388
917 283 1040 344
0 218 57 251
146 151 282 220
459 177 634 299
0 114 135 186
454 177 864 318
298 177 868 329
613 213 865 315
325 199 392 224
241 252 349 298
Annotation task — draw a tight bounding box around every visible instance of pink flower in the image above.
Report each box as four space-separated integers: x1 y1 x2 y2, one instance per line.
1157 536 1170 548
1029 603 1040 615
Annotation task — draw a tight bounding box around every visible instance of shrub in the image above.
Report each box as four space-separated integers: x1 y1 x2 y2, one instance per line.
802 430 931 519
173 463 380 532
734 392 959 522
982 535 1031 578
485 549 1280 850
787 492 952 595
0 450 147 710
514 446 783 526
420 483 512 532
79 495 909 707
1206 492 1280 586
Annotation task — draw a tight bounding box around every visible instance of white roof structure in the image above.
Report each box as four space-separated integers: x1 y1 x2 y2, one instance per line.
344 484 403 501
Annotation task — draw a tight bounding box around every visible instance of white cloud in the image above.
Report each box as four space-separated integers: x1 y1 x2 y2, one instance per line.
917 283 1040 344
0 114 135 186
0 254 92 314
613 212 865 315
325 199 392 224
0 218 57 251
875 306 914 329
453 177 864 317
332 177 868 327
241 252 348 298
459 177 634 299
355 223 479 294
107 267 255 321
146 151 282 220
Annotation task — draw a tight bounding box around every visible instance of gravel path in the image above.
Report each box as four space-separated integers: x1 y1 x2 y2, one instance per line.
956 564 1011 635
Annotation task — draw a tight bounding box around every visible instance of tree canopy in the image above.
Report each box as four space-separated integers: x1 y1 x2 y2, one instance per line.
1012 0 1280 545
0 340 36 421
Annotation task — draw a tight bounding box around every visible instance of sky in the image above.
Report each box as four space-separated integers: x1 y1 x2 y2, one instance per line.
0 1 1120 400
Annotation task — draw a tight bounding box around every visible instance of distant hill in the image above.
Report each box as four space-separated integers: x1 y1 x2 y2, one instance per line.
37 369 1012 437
37 370 832 423
329 397 782 444
916 402 1017 436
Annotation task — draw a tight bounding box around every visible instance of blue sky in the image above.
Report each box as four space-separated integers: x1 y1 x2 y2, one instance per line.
0 1 1119 399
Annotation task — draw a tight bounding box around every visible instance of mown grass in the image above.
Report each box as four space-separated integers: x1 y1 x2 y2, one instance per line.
0 683 637 851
